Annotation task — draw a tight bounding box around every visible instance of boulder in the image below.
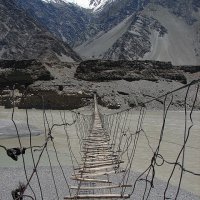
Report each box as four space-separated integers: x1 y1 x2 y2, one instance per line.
0 60 53 87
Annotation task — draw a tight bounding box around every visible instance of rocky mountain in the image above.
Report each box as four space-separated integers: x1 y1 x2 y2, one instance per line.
15 0 98 47
76 0 200 65
75 14 167 60
0 60 53 87
0 0 81 62
2 0 200 65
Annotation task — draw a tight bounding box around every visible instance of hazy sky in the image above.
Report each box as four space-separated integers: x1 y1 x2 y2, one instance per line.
68 0 90 8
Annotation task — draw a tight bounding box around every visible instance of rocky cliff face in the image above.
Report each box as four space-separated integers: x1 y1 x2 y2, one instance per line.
103 14 167 60
0 0 81 62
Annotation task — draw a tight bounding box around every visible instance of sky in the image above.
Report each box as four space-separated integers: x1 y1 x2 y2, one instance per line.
68 0 90 8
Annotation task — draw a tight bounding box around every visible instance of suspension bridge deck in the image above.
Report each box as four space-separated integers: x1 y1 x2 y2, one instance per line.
64 94 131 199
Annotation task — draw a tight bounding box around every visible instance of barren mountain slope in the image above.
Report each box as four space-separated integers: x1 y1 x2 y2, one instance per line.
0 0 81 62
75 1 200 65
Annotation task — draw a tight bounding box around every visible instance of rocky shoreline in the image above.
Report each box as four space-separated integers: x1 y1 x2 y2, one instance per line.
0 59 199 110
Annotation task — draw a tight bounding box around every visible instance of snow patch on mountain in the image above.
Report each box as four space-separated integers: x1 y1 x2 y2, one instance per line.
89 0 115 11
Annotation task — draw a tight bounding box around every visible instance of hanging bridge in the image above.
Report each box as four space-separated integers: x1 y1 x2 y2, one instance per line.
0 79 200 200
64 94 130 199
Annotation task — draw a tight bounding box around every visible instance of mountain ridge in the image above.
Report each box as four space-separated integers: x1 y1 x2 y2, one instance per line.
2 0 200 65
76 0 200 65
0 0 81 62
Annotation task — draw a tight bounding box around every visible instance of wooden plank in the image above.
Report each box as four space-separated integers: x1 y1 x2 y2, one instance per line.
79 161 124 168
83 154 118 158
83 143 109 146
83 160 122 165
64 194 130 199
70 184 132 190
82 158 117 162
83 144 110 147
83 147 112 150
74 163 118 170
82 139 110 142
81 150 114 153
87 135 107 137
82 159 118 163
83 141 108 144
82 152 118 156
82 149 113 152
82 152 113 155
71 177 112 183
82 161 118 165
72 170 116 178
83 141 109 144
82 155 118 160
77 164 118 171
83 155 117 159
86 138 109 141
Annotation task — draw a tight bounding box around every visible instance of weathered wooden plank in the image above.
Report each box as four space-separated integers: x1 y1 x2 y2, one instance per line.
83 143 110 147
70 184 132 190
86 137 110 141
83 146 112 150
82 139 110 142
81 150 114 153
82 152 118 156
82 159 118 164
83 160 122 165
83 154 117 158
79 161 124 168
77 164 118 171
64 194 130 199
71 177 112 183
83 140 108 143
74 163 118 170
81 152 113 155
72 170 116 178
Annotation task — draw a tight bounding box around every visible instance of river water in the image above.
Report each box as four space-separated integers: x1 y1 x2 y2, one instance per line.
0 106 199 196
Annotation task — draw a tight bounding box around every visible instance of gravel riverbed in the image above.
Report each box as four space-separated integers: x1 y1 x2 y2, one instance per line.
0 166 199 200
